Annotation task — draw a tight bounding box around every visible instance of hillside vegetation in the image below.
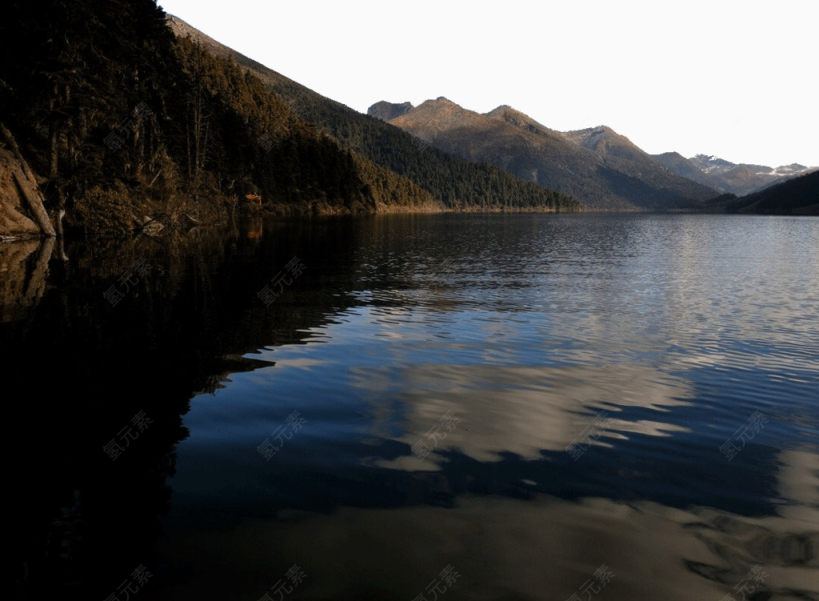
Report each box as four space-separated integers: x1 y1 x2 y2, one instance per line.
4 1 530 236
167 16 579 213
710 170 819 215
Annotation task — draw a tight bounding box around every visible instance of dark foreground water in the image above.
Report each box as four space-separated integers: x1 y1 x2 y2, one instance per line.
5 214 819 601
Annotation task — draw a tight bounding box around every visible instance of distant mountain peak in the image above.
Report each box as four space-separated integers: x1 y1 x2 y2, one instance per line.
656 153 817 195
487 104 515 115
562 125 637 155
411 96 459 108
692 154 734 168
483 105 559 139
777 163 808 171
411 97 466 113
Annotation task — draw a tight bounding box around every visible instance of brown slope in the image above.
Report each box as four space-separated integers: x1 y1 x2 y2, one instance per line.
392 100 627 209
391 100 718 210
562 126 718 206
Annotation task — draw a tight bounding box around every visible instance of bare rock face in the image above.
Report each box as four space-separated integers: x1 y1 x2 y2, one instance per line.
0 124 55 239
367 101 414 122
0 146 42 240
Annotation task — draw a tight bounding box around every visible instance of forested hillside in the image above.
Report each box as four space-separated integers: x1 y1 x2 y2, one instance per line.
722 170 819 215
168 16 580 213
0 0 439 236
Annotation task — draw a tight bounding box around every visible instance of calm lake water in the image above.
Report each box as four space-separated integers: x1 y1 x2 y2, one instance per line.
5 214 819 601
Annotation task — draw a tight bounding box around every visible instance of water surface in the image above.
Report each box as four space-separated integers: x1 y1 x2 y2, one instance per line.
6 214 818 601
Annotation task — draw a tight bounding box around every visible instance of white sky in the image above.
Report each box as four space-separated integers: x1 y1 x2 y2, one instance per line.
159 0 819 167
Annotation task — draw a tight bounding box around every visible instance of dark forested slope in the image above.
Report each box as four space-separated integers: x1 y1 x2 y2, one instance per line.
726 170 819 215
0 0 441 235
167 16 579 212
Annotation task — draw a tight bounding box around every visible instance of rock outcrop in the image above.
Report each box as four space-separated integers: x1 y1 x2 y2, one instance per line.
367 101 414 122
0 124 56 240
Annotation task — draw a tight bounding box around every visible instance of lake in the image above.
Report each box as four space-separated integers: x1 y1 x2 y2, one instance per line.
5 213 818 601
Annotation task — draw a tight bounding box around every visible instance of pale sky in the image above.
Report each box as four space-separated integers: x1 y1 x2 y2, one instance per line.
159 0 819 167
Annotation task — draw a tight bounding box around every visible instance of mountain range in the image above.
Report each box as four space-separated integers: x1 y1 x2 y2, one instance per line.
372 99 816 210
372 99 717 210
653 152 815 196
